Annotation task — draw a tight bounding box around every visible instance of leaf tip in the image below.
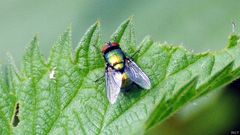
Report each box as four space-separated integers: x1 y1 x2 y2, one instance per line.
128 15 134 21
90 20 101 32
110 17 133 42
227 34 240 48
32 34 39 44
95 19 101 26
63 25 72 38
66 25 72 33
26 34 40 53
74 21 100 64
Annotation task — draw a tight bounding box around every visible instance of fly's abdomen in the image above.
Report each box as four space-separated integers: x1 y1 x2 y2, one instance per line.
121 72 132 89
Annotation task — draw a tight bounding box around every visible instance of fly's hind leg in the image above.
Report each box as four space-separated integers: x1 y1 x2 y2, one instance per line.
94 75 104 83
121 87 131 93
94 64 108 83
128 44 144 60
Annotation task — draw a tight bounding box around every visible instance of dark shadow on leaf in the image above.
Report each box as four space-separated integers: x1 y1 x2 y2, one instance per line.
122 83 147 99
12 103 20 127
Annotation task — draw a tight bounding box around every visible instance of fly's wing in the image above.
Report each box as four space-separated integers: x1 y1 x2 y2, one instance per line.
105 67 122 104
125 59 151 89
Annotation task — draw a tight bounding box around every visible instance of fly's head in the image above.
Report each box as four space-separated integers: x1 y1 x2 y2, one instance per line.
102 42 120 54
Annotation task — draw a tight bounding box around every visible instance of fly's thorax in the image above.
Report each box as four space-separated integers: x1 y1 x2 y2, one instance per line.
113 63 124 70
104 49 125 70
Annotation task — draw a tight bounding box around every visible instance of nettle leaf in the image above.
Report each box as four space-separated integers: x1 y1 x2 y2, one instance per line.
0 18 240 135
0 58 19 134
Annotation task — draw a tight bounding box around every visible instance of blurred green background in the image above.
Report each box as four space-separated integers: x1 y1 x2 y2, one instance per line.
0 0 239 134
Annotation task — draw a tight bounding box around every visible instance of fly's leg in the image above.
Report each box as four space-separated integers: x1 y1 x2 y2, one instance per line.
129 45 144 59
130 49 141 59
122 83 141 96
92 44 102 53
122 87 131 95
94 64 108 83
92 43 105 84
114 36 117 42
94 75 104 83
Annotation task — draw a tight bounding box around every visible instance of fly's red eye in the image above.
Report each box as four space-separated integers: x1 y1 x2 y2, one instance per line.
102 45 109 53
111 42 119 47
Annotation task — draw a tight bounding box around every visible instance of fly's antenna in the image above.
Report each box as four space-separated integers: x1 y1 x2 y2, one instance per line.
113 36 118 43
105 41 111 46
92 44 102 53
104 41 111 45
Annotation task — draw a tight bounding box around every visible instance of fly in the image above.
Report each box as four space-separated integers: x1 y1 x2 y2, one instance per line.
102 42 151 104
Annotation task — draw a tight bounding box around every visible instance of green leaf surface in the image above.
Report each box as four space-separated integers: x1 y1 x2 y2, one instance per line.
0 18 240 135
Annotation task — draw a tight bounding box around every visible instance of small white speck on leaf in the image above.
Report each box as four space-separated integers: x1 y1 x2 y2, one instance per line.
49 67 56 79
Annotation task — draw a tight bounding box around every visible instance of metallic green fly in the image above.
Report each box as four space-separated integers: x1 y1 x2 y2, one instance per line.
102 42 151 104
